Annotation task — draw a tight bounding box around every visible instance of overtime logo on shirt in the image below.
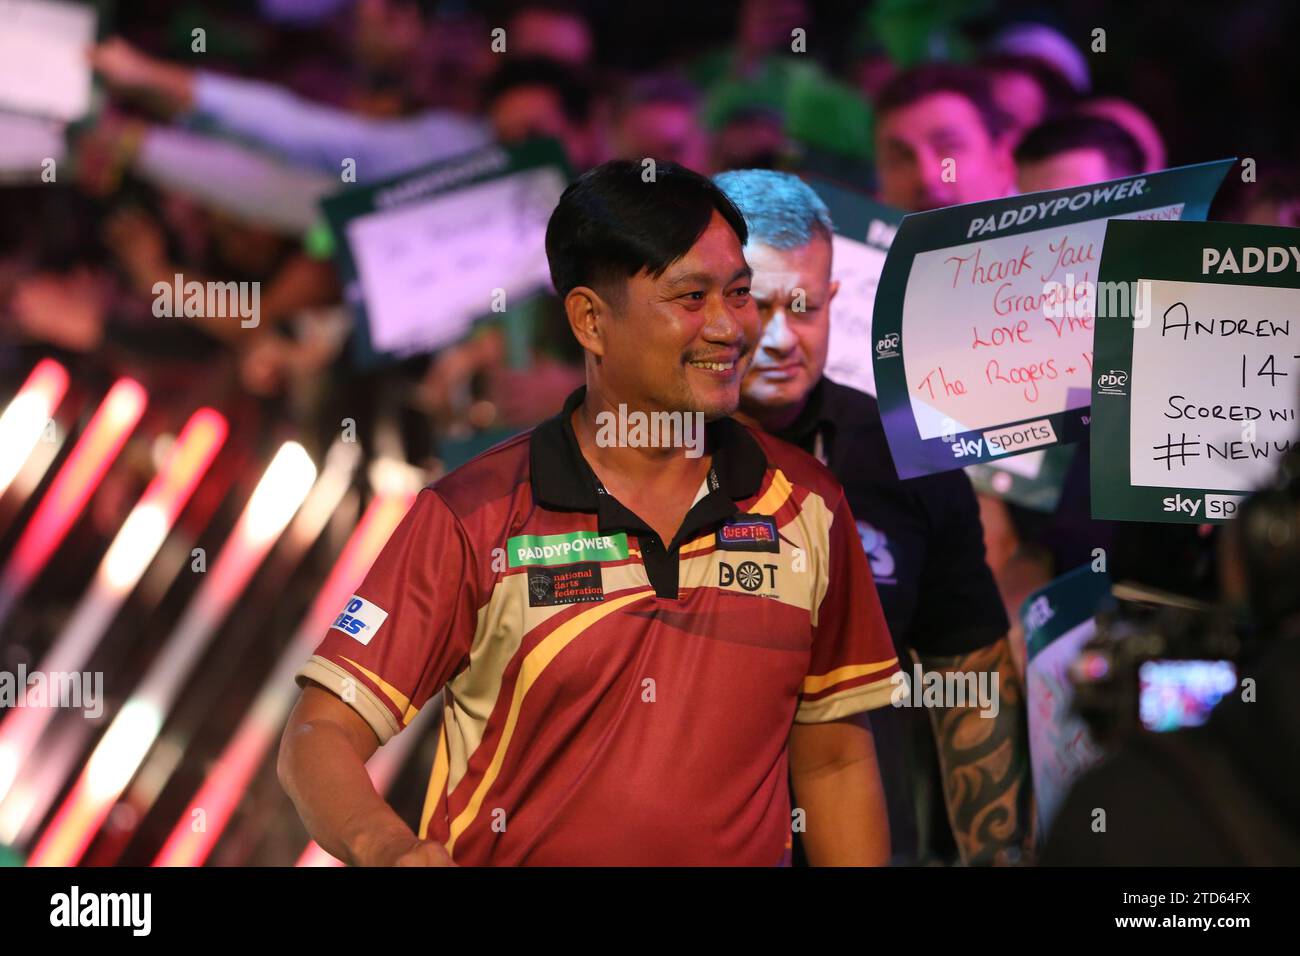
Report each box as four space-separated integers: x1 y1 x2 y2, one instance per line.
715 514 779 553
508 531 629 567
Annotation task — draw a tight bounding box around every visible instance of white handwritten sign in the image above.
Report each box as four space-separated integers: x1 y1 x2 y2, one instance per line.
1093 219 1300 522
322 141 569 363
0 0 96 122
872 161 1232 478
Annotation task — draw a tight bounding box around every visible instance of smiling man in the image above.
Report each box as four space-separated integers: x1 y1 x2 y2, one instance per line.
278 160 901 865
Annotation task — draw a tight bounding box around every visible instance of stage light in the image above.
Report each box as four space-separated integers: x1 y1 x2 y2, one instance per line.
0 376 146 625
0 358 68 497
27 441 317 867
0 409 226 807
155 460 416 867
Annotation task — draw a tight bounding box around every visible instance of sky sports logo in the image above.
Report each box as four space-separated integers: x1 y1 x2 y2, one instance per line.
330 595 389 645
1162 493 1245 518
948 419 1058 459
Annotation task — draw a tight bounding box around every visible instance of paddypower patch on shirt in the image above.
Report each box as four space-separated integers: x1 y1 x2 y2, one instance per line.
507 531 630 567
330 595 389 645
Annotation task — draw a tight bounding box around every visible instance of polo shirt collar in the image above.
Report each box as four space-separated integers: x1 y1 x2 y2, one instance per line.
772 376 838 455
529 385 768 515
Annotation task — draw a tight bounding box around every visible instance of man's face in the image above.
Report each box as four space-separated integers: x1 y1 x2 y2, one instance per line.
600 210 757 419
875 92 1014 211
490 86 588 168
616 103 710 173
1018 147 1115 193
739 235 838 415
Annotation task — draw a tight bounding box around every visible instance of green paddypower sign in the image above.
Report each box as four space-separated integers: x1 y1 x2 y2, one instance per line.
1021 564 1114 836
507 531 630 568
871 160 1233 479
1091 219 1300 523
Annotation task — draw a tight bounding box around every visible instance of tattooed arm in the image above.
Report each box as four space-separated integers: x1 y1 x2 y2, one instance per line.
917 637 1035 865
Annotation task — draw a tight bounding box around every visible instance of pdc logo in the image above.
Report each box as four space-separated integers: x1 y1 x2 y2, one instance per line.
330 595 389 645
1097 369 1128 396
875 333 901 358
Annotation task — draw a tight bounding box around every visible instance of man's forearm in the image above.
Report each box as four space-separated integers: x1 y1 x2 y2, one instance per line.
790 715 891 866
919 638 1034 865
278 718 415 866
136 126 336 233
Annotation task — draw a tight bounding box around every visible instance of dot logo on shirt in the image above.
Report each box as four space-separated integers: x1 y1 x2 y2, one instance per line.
855 520 896 585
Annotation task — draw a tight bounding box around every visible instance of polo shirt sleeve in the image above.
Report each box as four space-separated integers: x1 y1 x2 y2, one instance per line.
295 488 477 744
795 490 902 723
909 472 1010 657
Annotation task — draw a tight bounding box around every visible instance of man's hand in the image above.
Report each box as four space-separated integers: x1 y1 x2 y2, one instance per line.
788 713 890 866
393 840 458 867
90 38 196 113
278 685 456 867
11 269 107 352
354 826 458 867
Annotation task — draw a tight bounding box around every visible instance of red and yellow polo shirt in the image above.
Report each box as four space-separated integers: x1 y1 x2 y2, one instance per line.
297 387 900 865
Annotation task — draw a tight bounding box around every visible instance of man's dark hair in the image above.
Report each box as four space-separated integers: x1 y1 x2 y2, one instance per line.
481 56 594 123
978 53 1080 119
545 159 748 301
874 63 1013 142
1015 114 1145 179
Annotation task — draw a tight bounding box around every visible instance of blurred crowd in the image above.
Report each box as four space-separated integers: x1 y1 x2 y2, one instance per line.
3 0 1300 864
3 0 1297 463
4 0 1296 604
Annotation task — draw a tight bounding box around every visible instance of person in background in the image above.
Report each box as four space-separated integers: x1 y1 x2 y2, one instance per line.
693 0 874 164
91 34 492 181
506 0 594 67
483 57 605 171
612 73 712 174
352 0 433 87
872 64 1017 212
978 53 1079 145
1079 97 1168 173
1234 171 1300 227
90 39 603 183
710 104 791 172
982 21 1090 142
718 169 1030 865
1015 113 1145 193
